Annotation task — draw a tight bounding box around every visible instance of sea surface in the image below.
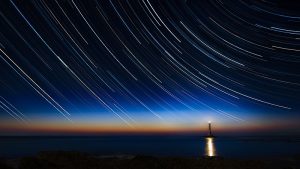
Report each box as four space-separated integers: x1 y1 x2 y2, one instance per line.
0 135 300 158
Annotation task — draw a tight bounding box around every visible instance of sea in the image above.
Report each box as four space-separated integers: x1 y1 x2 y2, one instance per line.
0 135 300 159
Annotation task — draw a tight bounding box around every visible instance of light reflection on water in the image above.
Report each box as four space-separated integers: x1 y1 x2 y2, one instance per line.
205 137 216 157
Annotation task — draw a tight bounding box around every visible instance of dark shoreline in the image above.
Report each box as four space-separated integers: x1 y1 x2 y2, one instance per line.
1 151 300 169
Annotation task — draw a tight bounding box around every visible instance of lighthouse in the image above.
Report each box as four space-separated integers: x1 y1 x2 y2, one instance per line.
205 121 216 157
208 121 214 137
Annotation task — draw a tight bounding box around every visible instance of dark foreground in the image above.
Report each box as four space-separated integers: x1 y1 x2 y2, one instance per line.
1 151 300 169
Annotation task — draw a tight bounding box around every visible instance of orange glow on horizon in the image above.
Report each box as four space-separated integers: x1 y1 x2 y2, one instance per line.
1 117 298 135
0 119 291 135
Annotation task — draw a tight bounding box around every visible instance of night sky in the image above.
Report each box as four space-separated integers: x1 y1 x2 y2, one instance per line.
0 0 300 135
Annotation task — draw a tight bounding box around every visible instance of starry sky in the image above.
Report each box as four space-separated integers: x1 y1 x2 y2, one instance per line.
0 0 300 135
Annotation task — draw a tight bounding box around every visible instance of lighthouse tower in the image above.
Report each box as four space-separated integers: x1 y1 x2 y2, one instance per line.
208 121 214 137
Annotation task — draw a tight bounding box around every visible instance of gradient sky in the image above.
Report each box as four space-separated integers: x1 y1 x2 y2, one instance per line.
0 0 300 135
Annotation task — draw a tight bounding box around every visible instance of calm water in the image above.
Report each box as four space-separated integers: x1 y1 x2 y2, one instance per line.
0 135 300 158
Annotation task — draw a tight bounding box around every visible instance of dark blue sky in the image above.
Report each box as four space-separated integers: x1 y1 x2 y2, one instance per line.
0 0 300 134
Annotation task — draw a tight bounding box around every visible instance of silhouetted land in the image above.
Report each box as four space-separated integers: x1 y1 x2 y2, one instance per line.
1 151 300 169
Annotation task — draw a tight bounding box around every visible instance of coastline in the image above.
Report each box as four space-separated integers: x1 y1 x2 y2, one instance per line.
1 151 300 169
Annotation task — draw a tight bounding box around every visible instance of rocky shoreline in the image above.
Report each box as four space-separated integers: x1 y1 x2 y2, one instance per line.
1 151 299 169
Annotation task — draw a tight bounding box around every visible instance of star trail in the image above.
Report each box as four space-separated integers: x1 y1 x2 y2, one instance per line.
0 0 299 134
